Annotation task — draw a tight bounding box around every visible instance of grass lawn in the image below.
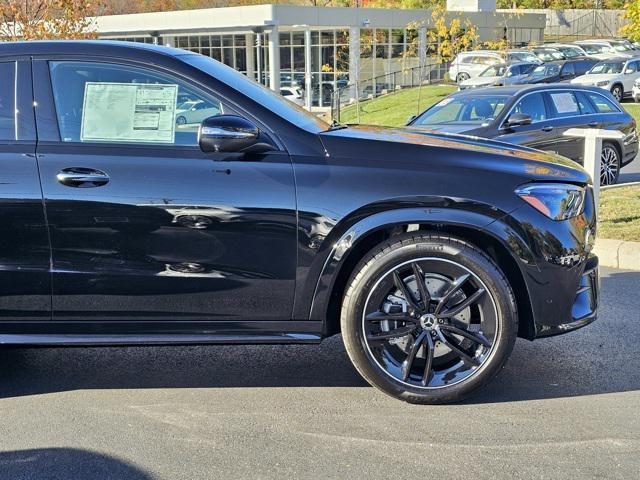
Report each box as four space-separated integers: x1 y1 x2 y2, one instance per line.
599 185 640 242
340 85 457 126
339 85 640 128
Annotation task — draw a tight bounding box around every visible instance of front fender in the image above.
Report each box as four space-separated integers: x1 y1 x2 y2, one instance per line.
305 205 536 324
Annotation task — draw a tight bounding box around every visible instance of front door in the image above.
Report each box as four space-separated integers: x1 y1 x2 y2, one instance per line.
33 59 297 323
496 92 557 153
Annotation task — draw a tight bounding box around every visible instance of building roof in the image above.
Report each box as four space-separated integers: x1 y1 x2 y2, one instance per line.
93 4 546 37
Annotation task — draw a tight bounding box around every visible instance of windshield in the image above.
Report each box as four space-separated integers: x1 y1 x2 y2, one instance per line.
535 50 564 61
612 42 632 52
589 61 625 74
557 46 582 58
580 44 609 54
413 95 509 126
510 52 540 63
531 64 561 77
181 53 329 132
480 65 506 77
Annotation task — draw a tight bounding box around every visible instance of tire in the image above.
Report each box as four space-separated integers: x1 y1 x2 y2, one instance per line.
600 142 621 186
176 115 187 125
456 72 470 83
340 233 518 404
611 84 623 103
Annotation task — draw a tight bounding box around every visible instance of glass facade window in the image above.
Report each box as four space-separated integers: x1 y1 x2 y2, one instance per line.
174 34 249 74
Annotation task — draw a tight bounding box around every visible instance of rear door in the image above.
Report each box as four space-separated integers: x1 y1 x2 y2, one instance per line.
0 58 51 322
32 57 297 324
543 90 589 161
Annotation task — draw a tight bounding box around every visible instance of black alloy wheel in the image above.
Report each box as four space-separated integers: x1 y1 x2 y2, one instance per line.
341 233 517 404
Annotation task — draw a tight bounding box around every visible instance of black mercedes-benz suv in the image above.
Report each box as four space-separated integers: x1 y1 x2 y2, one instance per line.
0 41 598 404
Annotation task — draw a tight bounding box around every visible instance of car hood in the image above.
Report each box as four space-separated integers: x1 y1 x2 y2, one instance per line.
323 124 589 183
572 73 620 84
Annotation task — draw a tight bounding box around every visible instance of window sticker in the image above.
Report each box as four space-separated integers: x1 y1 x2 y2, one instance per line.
550 92 579 114
80 82 178 143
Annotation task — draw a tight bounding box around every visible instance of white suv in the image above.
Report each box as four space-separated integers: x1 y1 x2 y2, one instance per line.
571 57 640 102
448 52 505 83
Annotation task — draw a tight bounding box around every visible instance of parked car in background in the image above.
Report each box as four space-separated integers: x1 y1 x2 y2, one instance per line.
581 39 640 55
458 62 538 90
518 58 598 84
175 99 221 125
574 41 633 59
633 78 640 102
449 50 541 83
449 51 504 83
0 41 602 405
571 57 640 101
544 43 588 59
408 85 638 185
280 86 304 106
529 47 566 62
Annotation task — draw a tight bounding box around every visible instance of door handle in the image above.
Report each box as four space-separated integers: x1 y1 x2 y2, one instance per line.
588 121 599 128
541 125 554 132
56 167 110 188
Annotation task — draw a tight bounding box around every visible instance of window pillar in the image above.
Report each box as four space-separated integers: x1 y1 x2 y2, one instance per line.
348 26 360 103
245 33 255 80
268 25 280 91
304 28 312 109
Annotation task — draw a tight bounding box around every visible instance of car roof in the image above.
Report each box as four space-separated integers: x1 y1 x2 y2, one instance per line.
0 40 192 59
449 83 611 98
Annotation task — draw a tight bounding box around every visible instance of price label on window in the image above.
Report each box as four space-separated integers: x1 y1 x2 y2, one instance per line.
80 82 178 143
550 92 579 114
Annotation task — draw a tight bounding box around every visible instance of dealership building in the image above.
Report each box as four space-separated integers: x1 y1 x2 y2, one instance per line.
94 2 546 108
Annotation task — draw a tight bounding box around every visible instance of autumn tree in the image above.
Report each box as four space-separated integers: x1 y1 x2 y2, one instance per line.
426 1 479 64
621 1 640 42
0 0 101 40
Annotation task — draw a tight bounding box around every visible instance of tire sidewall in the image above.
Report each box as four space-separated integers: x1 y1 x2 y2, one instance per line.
341 235 517 404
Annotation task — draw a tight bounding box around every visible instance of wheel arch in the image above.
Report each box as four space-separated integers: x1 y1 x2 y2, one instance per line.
310 208 537 341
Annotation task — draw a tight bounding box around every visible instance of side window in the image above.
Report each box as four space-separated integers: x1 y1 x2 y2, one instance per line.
512 93 547 123
626 61 639 73
506 65 519 77
49 61 224 146
575 92 596 115
0 62 16 141
548 92 580 118
587 92 621 113
561 63 575 76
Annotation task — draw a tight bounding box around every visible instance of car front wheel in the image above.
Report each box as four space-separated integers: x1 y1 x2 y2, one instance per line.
341 233 518 404
601 142 620 186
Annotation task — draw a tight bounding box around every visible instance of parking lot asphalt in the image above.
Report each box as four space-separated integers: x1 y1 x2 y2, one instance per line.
620 152 640 183
0 267 638 480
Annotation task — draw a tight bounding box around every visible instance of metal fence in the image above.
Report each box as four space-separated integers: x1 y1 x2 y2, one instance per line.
330 62 450 123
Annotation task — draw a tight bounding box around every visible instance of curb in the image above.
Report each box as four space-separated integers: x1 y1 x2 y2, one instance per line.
593 238 640 271
601 181 640 191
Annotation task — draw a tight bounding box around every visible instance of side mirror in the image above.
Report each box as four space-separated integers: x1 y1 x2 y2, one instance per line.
624 68 635 75
505 112 532 128
198 115 260 153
